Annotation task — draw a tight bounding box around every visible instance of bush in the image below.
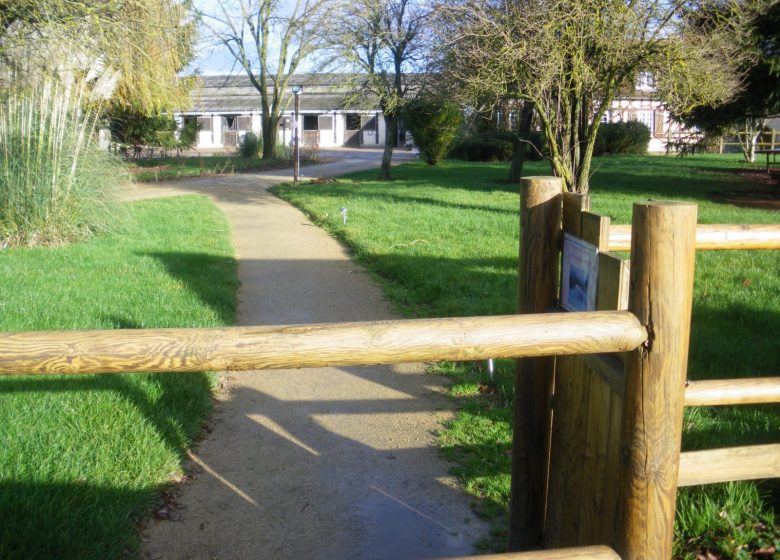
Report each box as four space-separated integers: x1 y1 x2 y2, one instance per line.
593 121 650 156
238 132 262 158
523 130 548 161
403 98 463 165
449 132 515 162
449 130 549 162
0 81 125 246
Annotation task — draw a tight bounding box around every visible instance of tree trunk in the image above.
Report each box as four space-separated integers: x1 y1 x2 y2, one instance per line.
740 118 765 164
262 113 279 159
379 112 397 181
508 103 535 183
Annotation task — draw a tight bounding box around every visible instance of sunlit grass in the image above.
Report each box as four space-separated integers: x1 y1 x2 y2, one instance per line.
0 195 237 559
274 154 780 557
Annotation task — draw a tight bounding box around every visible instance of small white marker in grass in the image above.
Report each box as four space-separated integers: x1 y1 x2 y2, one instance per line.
340 207 348 225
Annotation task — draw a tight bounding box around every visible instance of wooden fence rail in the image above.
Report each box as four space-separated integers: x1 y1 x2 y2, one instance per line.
0 311 646 376
449 545 620 560
684 377 780 406
678 444 780 486
608 223 780 252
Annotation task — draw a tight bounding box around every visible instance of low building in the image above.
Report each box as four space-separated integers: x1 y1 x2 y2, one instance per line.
177 72 689 154
176 74 392 151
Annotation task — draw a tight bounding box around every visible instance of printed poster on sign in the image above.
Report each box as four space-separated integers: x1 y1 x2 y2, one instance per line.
561 233 599 312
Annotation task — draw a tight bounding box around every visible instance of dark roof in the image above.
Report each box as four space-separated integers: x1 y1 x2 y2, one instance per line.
185 74 381 113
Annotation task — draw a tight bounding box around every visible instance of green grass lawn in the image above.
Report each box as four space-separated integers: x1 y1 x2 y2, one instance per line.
129 154 291 182
273 154 780 558
128 154 315 183
0 195 238 559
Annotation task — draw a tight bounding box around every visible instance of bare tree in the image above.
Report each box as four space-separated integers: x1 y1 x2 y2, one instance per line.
328 0 431 180
440 0 753 192
199 0 326 158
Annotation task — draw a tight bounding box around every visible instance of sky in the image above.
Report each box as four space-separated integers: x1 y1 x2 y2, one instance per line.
187 0 322 76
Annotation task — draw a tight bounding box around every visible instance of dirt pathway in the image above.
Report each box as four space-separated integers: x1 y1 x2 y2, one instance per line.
130 149 488 559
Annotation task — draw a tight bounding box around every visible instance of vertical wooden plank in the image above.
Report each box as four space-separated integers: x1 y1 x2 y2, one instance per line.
601 392 625 544
563 192 591 237
596 253 630 311
578 376 613 544
558 361 593 545
509 176 563 551
581 211 611 251
615 202 697 559
545 355 591 547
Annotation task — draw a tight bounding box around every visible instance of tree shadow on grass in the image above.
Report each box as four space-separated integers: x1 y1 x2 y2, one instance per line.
0 310 213 559
0 480 150 559
141 252 238 325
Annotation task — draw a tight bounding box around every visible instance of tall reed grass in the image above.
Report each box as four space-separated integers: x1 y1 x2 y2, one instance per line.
0 79 126 246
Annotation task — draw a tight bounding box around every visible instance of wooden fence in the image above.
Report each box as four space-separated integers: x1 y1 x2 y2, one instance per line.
508 177 780 559
1 177 778 559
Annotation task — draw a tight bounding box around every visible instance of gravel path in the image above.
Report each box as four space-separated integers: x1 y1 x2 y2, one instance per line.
130 149 488 560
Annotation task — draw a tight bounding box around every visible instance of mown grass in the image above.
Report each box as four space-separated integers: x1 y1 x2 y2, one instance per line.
128 155 291 182
0 195 238 559
128 153 318 183
273 155 780 558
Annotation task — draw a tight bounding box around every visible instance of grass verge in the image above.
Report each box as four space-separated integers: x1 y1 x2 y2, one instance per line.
273 155 780 558
0 195 238 559
129 155 317 183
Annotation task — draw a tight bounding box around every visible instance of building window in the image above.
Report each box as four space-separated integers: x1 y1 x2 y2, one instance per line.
636 72 655 92
197 116 211 132
637 110 654 134
345 113 361 130
318 115 333 130
303 115 319 130
600 112 609 124
236 116 252 131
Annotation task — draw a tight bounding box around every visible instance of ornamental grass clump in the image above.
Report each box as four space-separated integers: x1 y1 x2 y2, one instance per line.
0 79 126 246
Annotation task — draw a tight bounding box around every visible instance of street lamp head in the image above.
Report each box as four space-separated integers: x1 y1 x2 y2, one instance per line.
291 84 303 95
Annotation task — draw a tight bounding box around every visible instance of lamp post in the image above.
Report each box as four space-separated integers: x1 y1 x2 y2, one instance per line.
291 85 303 184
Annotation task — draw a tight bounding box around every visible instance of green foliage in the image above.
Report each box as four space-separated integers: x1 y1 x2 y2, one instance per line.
108 108 200 157
0 0 197 114
0 195 238 558
450 130 548 163
403 98 463 165
238 131 262 158
177 117 199 152
593 121 651 156
449 132 515 162
0 82 126 246
274 156 779 557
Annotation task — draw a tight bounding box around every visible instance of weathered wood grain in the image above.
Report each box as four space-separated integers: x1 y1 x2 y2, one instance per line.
579 374 613 544
601 391 624 544
615 202 698 560
580 212 611 251
608 223 780 251
453 545 621 560
684 377 780 406
545 355 591 546
596 253 630 312
510 176 563 551
563 192 590 237
0 312 647 376
678 444 780 486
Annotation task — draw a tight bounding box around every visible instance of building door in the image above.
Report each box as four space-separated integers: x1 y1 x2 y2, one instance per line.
344 113 361 147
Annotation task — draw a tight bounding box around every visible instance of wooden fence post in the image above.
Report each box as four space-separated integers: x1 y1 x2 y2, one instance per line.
509 176 563 550
615 202 697 559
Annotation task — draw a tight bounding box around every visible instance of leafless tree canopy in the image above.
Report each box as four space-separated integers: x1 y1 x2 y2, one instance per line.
438 0 753 192
326 0 432 179
200 0 328 158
